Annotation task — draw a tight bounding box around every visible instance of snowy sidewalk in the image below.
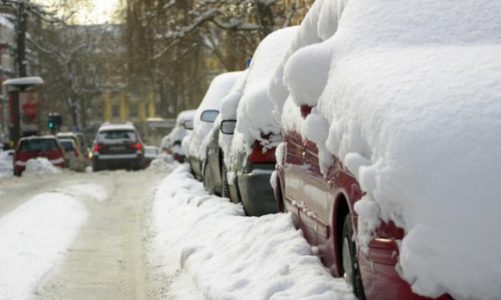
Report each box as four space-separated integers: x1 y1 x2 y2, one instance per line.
149 165 355 300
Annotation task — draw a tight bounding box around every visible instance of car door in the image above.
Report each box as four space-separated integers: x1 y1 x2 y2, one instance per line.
283 131 305 215
301 140 330 242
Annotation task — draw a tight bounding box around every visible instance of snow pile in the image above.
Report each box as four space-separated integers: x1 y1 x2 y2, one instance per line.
148 157 173 171
273 0 501 298
24 158 62 175
187 71 245 161
225 27 298 170
0 192 87 299
150 165 356 300
0 150 13 178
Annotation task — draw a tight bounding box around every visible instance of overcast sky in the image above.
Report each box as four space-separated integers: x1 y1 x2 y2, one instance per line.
33 0 120 24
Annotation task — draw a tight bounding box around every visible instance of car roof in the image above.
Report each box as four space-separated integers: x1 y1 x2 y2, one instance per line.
19 135 57 141
98 122 136 131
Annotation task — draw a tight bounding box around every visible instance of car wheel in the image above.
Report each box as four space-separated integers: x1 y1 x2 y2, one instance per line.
342 214 366 300
14 169 21 177
221 164 230 198
92 161 100 172
203 163 215 194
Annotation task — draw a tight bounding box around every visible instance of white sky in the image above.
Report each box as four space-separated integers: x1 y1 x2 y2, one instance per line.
34 0 120 24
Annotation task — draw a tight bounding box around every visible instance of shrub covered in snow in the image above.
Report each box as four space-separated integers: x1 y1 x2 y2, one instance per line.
272 0 501 298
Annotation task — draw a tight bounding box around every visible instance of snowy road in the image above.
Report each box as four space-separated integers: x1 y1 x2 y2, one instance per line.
0 166 171 300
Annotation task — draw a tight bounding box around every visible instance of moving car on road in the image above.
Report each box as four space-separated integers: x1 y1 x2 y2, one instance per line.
13 136 65 176
58 138 86 172
92 123 145 171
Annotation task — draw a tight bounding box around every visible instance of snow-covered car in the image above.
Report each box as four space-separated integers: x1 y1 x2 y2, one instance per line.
186 71 244 180
202 71 249 196
13 136 65 176
58 138 86 172
218 27 298 216
160 109 196 162
271 0 500 299
92 122 145 171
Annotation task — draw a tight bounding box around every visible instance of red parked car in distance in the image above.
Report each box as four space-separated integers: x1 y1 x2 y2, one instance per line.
13 135 65 176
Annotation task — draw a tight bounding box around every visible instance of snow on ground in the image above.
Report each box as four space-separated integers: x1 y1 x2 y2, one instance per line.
0 192 87 299
24 158 62 175
58 183 109 202
150 165 355 300
0 151 13 178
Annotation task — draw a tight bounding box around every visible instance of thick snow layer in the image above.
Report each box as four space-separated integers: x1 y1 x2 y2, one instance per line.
0 192 87 299
59 183 108 202
24 158 62 175
275 0 501 298
225 27 298 170
150 165 356 300
187 71 245 161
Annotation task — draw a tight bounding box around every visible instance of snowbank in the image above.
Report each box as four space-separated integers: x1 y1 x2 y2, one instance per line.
0 150 13 178
150 165 356 300
275 0 501 298
24 158 62 175
0 192 87 299
187 71 245 161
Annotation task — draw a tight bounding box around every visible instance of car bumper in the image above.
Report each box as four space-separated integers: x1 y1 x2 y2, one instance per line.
238 164 277 216
93 154 143 169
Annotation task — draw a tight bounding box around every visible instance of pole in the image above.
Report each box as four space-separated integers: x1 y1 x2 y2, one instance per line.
11 1 27 145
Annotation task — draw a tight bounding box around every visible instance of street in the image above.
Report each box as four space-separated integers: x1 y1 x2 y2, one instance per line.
0 166 171 299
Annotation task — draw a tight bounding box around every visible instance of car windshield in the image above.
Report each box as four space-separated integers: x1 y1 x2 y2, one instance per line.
97 130 137 143
19 139 59 152
60 140 75 151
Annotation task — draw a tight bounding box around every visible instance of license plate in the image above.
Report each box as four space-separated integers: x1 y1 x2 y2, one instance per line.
110 146 126 151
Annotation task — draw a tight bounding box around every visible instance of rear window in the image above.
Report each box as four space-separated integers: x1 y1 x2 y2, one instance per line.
19 139 59 152
97 130 137 143
60 140 75 151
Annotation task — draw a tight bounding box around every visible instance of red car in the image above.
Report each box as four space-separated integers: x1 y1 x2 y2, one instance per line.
273 106 451 300
13 136 65 176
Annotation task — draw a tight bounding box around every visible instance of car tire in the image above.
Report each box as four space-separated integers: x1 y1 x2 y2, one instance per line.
342 214 366 300
14 169 21 177
92 161 101 172
221 164 230 198
203 163 215 194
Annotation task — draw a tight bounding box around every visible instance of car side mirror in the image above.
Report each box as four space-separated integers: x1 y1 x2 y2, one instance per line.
300 105 312 119
220 120 237 135
183 119 194 130
200 109 219 123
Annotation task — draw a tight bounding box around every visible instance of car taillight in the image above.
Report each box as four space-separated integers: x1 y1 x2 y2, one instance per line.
131 143 143 152
248 141 276 164
93 144 102 153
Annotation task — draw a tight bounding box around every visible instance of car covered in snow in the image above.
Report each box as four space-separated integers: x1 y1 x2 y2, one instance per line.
160 109 195 163
92 122 145 171
271 0 500 299
13 135 65 176
217 27 298 216
186 71 244 180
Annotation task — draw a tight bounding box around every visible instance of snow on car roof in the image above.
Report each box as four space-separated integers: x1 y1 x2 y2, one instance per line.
277 0 501 298
98 122 136 131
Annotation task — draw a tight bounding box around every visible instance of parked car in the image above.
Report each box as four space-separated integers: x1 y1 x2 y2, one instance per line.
143 145 158 167
58 138 86 172
267 0 488 299
217 27 298 216
92 122 145 171
160 109 195 163
13 135 65 176
57 132 91 164
186 71 244 180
